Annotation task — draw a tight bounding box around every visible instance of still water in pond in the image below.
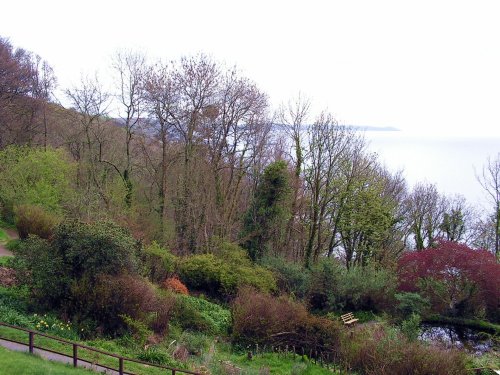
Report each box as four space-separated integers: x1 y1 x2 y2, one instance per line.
419 324 498 355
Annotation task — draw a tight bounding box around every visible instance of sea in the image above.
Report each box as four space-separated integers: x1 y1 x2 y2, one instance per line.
364 131 500 211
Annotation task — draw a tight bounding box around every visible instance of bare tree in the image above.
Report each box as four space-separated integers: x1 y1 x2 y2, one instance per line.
438 194 475 243
112 51 147 208
278 94 310 258
0 38 55 147
303 113 357 267
201 67 269 240
405 182 445 250
65 75 112 211
30 55 57 149
476 154 500 258
170 55 220 253
143 61 179 241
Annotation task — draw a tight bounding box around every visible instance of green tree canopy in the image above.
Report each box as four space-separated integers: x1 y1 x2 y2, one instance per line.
0 146 74 221
242 160 292 260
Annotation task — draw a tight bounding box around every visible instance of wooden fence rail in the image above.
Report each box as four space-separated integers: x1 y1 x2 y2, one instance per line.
0 322 200 375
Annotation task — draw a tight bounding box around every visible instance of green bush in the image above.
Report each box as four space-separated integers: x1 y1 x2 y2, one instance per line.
13 235 66 308
137 347 171 365
11 220 161 334
178 243 276 297
5 239 20 252
308 259 396 312
0 256 13 267
0 305 33 327
0 286 29 312
395 292 430 318
400 313 421 341
14 220 140 310
15 204 59 240
260 256 311 299
173 294 231 335
120 315 152 347
140 241 177 283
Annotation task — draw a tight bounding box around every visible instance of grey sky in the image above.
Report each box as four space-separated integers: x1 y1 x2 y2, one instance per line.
2 0 499 135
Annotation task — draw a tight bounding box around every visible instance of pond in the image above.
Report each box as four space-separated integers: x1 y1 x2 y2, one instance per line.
419 323 498 355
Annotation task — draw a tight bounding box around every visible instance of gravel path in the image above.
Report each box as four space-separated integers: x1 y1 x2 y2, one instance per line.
0 339 120 374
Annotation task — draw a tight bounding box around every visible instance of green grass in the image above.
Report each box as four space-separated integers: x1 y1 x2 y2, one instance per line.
0 228 8 244
213 349 344 374
0 256 13 267
0 325 186 375
0 345 97 374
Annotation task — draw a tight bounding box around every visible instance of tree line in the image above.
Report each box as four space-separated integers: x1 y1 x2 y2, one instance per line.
1 36 498 266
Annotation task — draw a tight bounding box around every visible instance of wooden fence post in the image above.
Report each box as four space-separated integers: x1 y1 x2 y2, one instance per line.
73 344 78 367
119 357 124 375
28 332 34 354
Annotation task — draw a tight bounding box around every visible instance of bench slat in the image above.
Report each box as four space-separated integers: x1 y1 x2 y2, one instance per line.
340 313 358 325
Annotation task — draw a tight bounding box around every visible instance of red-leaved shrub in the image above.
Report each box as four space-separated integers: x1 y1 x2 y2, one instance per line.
398 241 500 320
162 277 189 295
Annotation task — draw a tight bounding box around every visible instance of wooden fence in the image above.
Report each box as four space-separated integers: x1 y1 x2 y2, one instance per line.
0 322 200 375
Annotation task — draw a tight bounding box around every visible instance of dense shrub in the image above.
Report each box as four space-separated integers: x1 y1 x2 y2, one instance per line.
232 288 341 358
14 220 141 318
140 241 177 283
260 256 311 299
308 259 396 312
72 274 175 335
172 294 231 335
15 204 58 240
13 235 66 308
178 243 276 297
400 313 421 341
395 292 431 318
340 323 468 375
398 241 500 320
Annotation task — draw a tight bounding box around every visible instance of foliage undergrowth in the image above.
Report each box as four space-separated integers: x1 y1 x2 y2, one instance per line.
172 294 231 335
0 228 8 243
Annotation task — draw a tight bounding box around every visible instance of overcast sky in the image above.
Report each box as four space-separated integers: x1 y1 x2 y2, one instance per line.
2 0 500 136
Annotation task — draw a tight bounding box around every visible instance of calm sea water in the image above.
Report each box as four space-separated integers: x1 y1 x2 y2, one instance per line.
365 131 500 210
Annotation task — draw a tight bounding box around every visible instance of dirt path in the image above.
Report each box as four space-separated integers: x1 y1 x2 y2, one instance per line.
0 228 17 257
0 245 12 257
0 339 120 374
4 228 18 239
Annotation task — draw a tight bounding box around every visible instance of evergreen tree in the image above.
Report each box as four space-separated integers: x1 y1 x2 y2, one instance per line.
242 160 291 260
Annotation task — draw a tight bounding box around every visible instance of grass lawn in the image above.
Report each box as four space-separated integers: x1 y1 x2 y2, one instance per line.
214 348 343 375
0 345 97 374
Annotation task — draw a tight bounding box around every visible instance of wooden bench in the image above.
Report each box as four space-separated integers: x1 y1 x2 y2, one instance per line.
340 312 359 326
